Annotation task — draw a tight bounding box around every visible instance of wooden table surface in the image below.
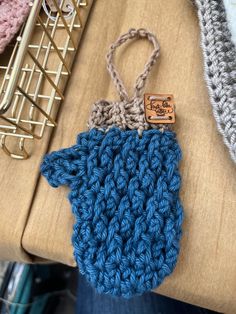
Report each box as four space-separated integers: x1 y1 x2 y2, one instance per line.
1 1 236 313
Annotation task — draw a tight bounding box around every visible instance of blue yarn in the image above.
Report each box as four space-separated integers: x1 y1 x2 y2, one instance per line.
41 127 183 298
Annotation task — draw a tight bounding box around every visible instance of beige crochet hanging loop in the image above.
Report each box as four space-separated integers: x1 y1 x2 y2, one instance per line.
0 0 92 160
89 28 161 133
106 28 160 102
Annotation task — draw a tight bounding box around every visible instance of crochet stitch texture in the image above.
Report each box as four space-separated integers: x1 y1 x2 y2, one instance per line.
41 29 184 297
41 127 183 297
195 0 236 162
0 0 30 54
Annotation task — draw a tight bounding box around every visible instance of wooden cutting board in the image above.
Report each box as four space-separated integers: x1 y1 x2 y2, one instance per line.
0 1 93 262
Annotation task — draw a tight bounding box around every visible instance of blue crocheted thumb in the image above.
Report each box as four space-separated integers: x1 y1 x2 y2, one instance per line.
40 145 79 188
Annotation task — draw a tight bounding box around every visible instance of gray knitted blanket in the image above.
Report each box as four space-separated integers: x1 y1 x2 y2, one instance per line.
195 0 236 163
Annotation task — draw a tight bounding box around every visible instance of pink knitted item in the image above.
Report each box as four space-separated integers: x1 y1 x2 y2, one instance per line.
0 0 31 54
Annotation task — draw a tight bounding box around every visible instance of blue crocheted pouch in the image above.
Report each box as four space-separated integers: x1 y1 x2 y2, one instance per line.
41 29 183 298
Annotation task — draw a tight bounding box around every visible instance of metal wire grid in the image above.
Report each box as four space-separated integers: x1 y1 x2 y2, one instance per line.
0 0 88 159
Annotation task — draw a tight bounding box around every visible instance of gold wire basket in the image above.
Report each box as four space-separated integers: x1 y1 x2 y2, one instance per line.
0 0 92 159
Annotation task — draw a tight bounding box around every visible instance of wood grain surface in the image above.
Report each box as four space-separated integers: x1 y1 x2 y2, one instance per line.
19 0 236 312
0 2 93 262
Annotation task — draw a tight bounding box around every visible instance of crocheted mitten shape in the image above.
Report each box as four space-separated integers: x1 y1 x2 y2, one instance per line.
41 28 184 298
